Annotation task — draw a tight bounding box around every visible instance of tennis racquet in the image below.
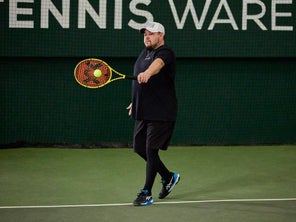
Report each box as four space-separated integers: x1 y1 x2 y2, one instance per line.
74 58 137 88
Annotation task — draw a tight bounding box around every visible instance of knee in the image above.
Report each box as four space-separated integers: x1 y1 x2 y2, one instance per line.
135 150 147 161
146 148 159 161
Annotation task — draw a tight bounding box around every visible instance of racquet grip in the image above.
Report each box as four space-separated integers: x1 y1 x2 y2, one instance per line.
125 75 137 80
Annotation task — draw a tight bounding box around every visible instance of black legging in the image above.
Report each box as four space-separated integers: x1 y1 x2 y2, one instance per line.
136 148 171 193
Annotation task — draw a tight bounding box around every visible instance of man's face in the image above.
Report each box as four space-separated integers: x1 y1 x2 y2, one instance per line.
143 30 164 50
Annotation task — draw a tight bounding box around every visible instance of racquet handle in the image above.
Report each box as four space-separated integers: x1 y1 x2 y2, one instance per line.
125 75 137 80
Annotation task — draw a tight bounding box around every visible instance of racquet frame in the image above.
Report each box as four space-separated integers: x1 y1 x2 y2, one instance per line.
74 58 136 88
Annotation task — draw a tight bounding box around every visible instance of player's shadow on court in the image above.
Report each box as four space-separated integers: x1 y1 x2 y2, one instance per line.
169 174 269 200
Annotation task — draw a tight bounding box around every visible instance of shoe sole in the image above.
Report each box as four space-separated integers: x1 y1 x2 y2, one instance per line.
134 199 154 206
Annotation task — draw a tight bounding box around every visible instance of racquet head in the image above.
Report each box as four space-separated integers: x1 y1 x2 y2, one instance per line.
74 58 112 88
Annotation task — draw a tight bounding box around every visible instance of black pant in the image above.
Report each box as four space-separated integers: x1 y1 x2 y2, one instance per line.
133 120 175 193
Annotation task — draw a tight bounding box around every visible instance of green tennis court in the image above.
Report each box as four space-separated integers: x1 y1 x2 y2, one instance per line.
1 146 295 222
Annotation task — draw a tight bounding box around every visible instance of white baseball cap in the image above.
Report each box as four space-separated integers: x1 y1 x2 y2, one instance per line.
140 22 165 35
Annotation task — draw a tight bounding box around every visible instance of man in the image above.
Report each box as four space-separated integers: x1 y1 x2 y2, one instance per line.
127 21 180 206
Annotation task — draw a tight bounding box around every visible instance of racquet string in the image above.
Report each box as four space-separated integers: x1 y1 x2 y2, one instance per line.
75 59 111 88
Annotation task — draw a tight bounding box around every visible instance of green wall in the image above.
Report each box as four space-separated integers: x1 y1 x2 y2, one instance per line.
1 0 295 146
1 57 295 146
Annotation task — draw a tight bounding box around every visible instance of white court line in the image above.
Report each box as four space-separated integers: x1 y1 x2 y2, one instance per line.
0 198 296 209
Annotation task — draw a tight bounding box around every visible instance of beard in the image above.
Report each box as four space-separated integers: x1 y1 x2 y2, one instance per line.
146 46 153 50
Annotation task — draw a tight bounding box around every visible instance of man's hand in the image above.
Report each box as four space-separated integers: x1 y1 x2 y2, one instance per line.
137 71 152 84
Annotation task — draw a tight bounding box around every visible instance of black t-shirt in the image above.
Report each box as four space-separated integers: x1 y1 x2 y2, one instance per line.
131 45 177 121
